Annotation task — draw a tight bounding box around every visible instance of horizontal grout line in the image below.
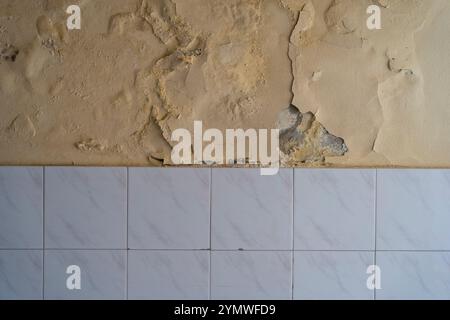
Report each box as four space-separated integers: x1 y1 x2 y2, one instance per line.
4 248 450 252
0 248 129 251
211 249 377 252
0 248 45 251
376 250 450 252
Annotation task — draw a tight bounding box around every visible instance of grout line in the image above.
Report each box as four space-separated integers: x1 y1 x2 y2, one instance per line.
4 248 450 252
0 249 48 251
374 169 378 253
42 166 45 300
375 250 450 252
126 167 129 300
291 251 295 301
209 168 213 300
291 168 295 300
374 169 378 300
5 248 439 251
38 248 138 251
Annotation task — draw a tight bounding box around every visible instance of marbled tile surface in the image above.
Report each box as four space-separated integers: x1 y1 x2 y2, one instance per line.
1 167 450 300
0 168 43 249
45 168 127 249
377 252 450 300
0 250 43 300
128 251 210 300
44 250 126 300
295 169 375 250
129 168 210 249
211 251 292 300
377 170 450 250
294 251 374 300
212 169 293 250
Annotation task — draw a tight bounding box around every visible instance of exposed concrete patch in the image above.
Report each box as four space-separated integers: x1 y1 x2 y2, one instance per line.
278 105 348 165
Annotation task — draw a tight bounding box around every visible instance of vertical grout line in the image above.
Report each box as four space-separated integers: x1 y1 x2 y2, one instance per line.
126 167 129 300
374 168 378 301
42 166 45 300
291 168 295 300
209 168 212 300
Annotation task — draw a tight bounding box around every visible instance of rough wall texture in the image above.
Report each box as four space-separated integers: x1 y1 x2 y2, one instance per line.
0 0 449 167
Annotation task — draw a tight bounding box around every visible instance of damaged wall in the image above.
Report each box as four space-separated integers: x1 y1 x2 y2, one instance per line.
0 0 449 167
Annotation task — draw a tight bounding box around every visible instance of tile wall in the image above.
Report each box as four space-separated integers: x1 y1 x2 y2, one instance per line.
1 167 450 300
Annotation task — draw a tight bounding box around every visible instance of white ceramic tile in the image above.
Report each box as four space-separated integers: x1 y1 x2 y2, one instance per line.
377 170 450 250
294 169 375 250
0 250 43 300
377 252 450 300
211 251 292 300
128 251 209 300
212 169 293 250
0 167 43 248
45 167 127 249
129 168 210 249
44 250 126 300
294 251 374 300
